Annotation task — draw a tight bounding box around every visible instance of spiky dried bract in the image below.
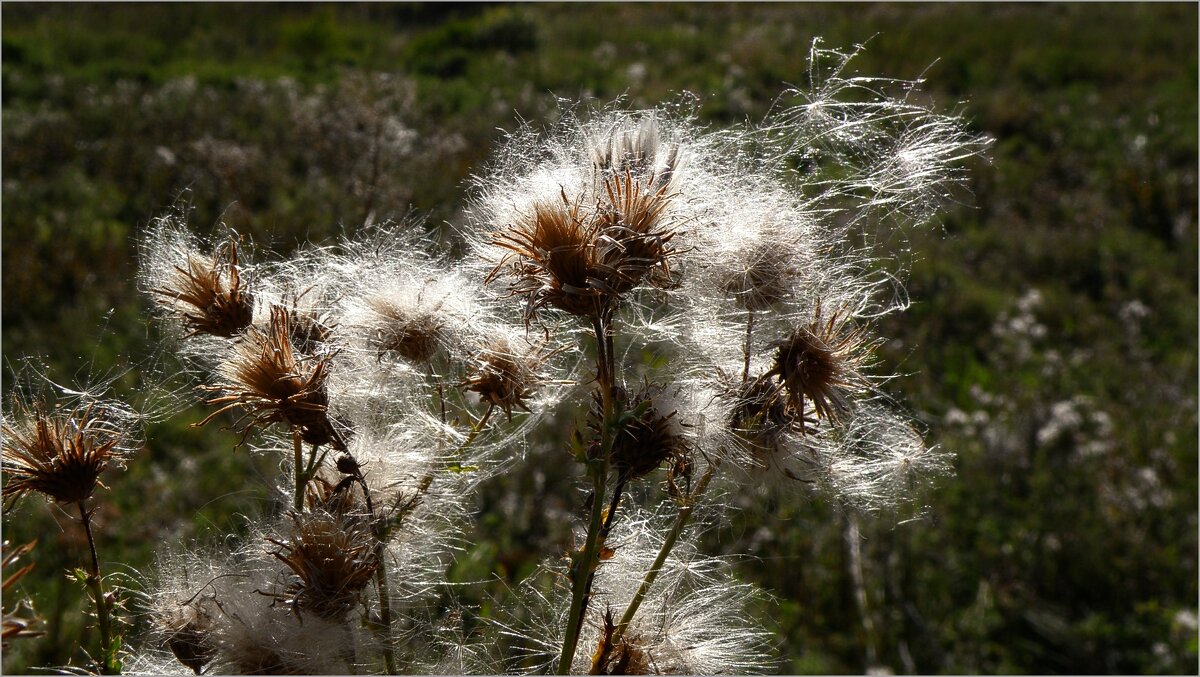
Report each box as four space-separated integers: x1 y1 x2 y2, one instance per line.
600 385 691 483
2 540 42 646
150 235 254 338
461 334 557 420
766 303 875 428
2 400 129 505
268 509 378 622
589 609 653 675
198 305 345 450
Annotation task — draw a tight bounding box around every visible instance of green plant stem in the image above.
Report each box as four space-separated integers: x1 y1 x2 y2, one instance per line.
454 403 495 459
78 501 119 675
292 430 305 512
557 316 617 675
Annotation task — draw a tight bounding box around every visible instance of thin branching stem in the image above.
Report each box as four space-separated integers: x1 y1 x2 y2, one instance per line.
743 309 755 383
78 501 119 675
292 430 305 513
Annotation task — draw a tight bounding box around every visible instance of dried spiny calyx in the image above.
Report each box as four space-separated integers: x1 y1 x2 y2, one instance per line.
198 306 345 450
765 303 875 427
366 296 445 363
268 510 379 622
2 540 42 646
589 609 656 675
2 402 125 506
161 603 216 675
461 338 551 420
719 242 795 310
594 171 680 298
489 191 607 320
598 385 690 482
488 175 681 322
151 236 254 338
287 307 335 356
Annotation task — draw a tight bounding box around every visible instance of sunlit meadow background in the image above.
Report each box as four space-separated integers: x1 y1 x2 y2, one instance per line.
2 3 1196 674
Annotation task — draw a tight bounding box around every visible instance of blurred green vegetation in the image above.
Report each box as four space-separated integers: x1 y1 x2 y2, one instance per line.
2 3 1196 674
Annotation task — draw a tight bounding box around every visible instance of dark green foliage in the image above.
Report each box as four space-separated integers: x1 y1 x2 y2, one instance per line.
2 3 1195 674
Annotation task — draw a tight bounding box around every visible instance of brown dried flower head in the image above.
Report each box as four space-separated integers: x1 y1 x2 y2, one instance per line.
2 402 125 506
152 236 254 338
366 296 445 364
488 174 681 322
598 385 690 483
198 305 344 450
2 540 42 647
461 337 553 420
268 510 378 622
766 302 874 427
594 171 680 298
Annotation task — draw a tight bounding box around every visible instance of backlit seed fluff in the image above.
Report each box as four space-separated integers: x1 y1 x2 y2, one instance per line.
460 335 556 420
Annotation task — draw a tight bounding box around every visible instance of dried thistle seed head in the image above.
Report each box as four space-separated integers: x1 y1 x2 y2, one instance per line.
594 171 681 297
2 540 42 646
597 385 690 482
767 303 874 427
461 337 550 420
161 603 216 675
198 306 345 450
488 191 610 320
2 401 126 506
590 609 653 675
151 235 254 338
268 510 378 622
365 296 445 363
719 242 796 311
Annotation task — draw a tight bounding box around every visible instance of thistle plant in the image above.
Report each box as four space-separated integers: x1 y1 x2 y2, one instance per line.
5 40 981 676
2 388 142 674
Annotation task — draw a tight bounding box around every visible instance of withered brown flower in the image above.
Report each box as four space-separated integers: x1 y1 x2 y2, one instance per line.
765 303 874 427
152 236 254 338
598 386 690 483
460 337 553 420
594 172 679 298
267 510 378 622
2 540 42 647
198 306 344 450
488 174 681 322
2 402 125 506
